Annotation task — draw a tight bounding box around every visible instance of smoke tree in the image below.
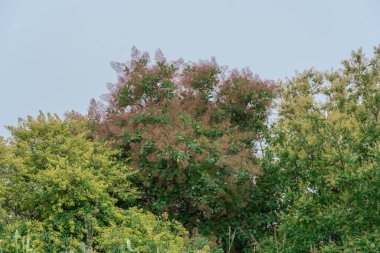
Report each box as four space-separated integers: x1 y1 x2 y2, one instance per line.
90 47 278 251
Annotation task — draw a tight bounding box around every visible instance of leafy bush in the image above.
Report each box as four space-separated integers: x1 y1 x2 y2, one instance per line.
0 113 189 252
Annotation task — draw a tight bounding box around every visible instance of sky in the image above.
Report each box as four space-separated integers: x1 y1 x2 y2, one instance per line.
1 0 379 138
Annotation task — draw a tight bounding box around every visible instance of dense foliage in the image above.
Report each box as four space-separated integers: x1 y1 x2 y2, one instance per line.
0 45 378 252
0 113 190 252
261 47 380 252
89 48 278 251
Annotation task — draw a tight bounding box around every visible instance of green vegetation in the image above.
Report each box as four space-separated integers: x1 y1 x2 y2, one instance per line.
0 114 191 252
0 46 379 252
89 48 277 251
260 47 380 252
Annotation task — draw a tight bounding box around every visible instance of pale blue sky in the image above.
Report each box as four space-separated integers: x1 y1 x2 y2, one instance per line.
1 0 379 137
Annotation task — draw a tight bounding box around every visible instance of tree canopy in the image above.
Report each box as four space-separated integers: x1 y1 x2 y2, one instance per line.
0 45 379 252
89 47 277 251
261 47 380 252
0 113 191 252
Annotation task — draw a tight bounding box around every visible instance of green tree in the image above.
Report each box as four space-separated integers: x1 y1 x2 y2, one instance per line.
0 112 188 252
261 46 380 252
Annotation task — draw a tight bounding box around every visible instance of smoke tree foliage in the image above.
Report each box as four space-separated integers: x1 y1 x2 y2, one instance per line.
89 47 278 251
0 113 190 252
261 47 380 252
